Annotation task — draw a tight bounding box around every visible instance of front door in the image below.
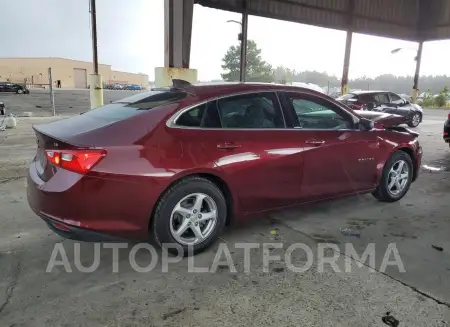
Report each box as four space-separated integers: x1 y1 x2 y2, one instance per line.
387 92 415 118
170 92 307 213
281 91 379 200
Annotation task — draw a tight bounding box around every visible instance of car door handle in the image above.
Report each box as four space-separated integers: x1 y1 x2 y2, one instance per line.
305 139 325 146
217 142 242 150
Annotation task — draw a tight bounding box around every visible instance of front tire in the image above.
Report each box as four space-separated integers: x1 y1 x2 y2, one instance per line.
151 176 227 256
16 89 24 94
372 151 413 202
407 113 421 127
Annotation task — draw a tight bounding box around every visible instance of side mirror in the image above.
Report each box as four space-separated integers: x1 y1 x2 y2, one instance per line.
359 117 374 131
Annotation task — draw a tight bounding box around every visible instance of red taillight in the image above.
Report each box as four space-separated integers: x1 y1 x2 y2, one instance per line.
448 113 450 119
45 149 106 174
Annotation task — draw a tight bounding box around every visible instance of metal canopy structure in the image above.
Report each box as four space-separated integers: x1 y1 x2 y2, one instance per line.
195 0 450 42
163 0 450 101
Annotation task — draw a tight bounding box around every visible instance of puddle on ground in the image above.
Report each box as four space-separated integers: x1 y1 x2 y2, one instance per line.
421 164 445 172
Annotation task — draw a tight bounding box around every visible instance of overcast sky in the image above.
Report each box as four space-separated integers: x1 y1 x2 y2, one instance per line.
2 0 450 81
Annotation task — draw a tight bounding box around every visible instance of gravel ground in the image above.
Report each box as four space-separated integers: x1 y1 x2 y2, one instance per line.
0 105 449 326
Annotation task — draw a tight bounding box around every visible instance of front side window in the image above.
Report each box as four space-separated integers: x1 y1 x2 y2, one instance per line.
216 92 285 129
286 93 354 130
374 93 390 103
389 93 404 104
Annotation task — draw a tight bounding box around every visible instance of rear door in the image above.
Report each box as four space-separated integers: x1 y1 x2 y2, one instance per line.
172 92 307 213
281 91 380 200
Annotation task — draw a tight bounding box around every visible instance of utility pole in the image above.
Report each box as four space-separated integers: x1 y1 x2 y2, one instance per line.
239 10 248 82
227 14 248 82
91 0 99 75
390 44 423 103
89 0 103 108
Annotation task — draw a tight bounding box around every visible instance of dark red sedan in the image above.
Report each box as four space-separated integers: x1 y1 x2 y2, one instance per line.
27 81 422 255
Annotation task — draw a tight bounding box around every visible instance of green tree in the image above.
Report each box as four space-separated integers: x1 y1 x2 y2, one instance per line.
418 89 435 107
274 66 293 84
435 85 450 107
221 40 274 83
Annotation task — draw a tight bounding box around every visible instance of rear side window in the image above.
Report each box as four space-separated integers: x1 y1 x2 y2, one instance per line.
176 102 222 128
176 103 206 127
374 93 389 103
81 90 187 121
358 93 376 103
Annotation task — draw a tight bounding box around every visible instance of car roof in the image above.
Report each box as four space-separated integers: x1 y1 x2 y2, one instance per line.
153 82 326 99
350 90 389 94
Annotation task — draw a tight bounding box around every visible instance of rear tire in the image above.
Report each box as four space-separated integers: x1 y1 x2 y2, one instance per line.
151 176 227 256
372 151 413 202
407 113 421 127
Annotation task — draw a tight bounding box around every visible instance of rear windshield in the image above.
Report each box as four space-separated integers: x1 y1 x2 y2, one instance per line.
336 93 355 101
80 90 187 120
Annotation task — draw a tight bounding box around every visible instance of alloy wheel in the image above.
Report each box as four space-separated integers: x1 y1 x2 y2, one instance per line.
411 114 420 127
169 193 218 246
387 160 409 196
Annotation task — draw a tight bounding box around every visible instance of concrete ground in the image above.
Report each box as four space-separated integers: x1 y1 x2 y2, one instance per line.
0 98 450 326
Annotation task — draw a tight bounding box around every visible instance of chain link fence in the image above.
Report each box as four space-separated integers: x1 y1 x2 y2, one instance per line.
0 69 145 117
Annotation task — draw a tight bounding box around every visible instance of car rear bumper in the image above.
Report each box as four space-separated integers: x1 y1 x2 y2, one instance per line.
42 214 128 242
27 160 164 242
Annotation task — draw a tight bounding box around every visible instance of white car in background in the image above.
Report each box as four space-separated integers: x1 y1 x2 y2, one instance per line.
291 82 325 94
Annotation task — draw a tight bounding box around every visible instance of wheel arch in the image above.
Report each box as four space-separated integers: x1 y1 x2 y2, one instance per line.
397 147 419 182
377 145 418 184
149 171 239 232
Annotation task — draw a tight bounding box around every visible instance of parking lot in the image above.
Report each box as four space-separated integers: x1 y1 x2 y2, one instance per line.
0 88 142 117
0 90 449 326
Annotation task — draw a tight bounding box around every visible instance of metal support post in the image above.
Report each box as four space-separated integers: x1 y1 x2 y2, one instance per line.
412 41 423 103
341 0 354 95
48 68 56 116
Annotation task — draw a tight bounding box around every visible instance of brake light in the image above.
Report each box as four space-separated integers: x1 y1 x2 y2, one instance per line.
448 113 450 119
45 149 106 174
